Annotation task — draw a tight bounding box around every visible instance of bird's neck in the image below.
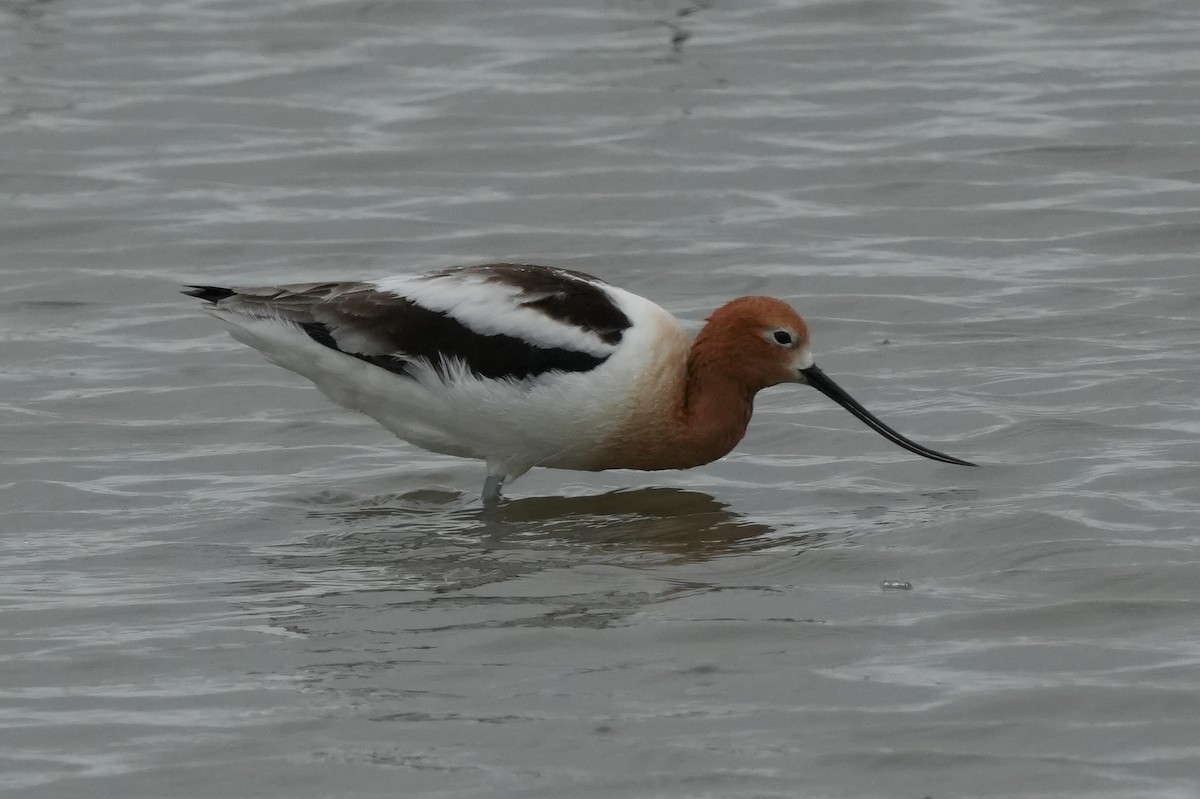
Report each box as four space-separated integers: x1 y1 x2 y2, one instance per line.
675 343 756 466
575 328 756 472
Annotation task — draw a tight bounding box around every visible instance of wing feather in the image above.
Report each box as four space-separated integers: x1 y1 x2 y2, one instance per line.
186 264 633 381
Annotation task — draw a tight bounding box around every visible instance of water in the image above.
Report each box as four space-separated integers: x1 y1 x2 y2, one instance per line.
3 1 1199 796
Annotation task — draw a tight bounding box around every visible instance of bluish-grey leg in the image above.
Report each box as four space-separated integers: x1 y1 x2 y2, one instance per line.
481 474 505 504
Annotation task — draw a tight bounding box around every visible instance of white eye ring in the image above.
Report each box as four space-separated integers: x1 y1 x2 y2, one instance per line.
771 329 794 347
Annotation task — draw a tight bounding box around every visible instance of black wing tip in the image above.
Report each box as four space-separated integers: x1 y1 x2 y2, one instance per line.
183 285 236 302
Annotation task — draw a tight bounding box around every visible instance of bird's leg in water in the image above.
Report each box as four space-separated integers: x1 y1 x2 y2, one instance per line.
481 474 505 504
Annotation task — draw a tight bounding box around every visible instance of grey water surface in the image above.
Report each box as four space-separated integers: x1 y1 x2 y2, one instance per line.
2 1 1199 797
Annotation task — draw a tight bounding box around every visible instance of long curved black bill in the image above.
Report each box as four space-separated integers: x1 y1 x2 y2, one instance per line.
801 365 976 467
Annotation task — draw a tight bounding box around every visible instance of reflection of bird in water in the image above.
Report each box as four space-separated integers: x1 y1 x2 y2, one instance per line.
308 488 788 564
255 489 808 639
485 487 776 558
186 263 974 503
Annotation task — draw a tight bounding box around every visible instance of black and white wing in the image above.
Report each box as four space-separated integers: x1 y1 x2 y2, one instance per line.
185 263 635 382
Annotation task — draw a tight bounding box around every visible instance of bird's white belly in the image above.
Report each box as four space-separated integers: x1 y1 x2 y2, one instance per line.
220 317 634 474
215 286 687 480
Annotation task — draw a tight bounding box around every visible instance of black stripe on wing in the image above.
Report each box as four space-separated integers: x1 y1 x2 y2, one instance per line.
187 281 610 381
301 297 608 381
427 263 632 346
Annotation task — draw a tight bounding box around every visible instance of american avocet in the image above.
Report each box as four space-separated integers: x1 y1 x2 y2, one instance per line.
185 263 974 502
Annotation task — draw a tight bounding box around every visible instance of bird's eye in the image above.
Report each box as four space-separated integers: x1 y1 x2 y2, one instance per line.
772 330 794 346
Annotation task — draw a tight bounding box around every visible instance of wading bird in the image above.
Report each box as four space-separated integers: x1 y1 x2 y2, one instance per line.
186 263 974 502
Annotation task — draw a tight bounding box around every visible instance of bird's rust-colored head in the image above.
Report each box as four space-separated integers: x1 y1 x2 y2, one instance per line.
692 296 815 392
690 295 977 467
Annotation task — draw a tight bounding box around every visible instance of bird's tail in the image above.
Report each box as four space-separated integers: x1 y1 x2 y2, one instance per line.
182 285 237 302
